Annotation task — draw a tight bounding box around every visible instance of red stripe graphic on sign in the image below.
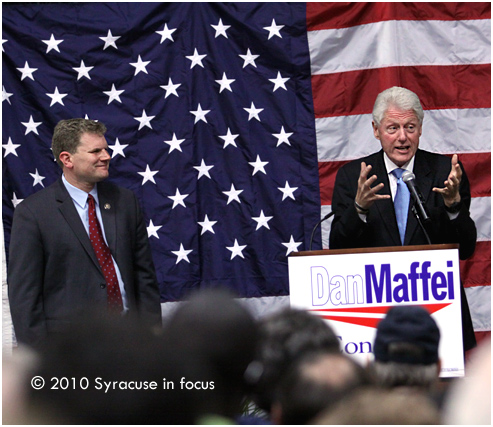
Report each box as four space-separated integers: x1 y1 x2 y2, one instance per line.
311 303 451 328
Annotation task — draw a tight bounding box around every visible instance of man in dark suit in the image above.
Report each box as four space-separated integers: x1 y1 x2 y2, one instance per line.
8 118 162 347
329 87 476 350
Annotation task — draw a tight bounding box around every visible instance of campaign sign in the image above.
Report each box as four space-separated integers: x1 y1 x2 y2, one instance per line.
288 245 464 378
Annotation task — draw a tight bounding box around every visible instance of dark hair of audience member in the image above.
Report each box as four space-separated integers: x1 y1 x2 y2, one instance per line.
273 350 370 424
250 308 340 413
162 287 259 420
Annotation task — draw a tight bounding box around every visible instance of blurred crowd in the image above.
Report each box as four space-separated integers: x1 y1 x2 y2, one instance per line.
3 288 491 425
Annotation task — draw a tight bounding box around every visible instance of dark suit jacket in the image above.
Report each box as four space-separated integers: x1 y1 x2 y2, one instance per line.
329 149 477 349
8 178 162 346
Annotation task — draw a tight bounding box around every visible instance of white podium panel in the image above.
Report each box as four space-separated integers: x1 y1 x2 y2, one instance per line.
288 245 464 378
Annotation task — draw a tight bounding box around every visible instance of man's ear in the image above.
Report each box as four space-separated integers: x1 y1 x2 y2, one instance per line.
372 121 380 140
59 151 73 169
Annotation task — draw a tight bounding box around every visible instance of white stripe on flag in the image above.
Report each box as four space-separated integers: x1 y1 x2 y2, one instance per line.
465 286 491 331
471 197 492 242
309 19 491 75
316 108 491 162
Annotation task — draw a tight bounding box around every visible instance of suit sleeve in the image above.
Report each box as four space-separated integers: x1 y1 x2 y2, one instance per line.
7 202 48 346
329 164 368 249
432 161 477 260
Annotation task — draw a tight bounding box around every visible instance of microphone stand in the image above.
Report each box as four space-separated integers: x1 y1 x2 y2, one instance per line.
309 212 334 251
410 205 432 245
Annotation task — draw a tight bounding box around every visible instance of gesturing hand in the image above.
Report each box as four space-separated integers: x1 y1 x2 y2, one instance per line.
355 162 391 210
432 154 462 207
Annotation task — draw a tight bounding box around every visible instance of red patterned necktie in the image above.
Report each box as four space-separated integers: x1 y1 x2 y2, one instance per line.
87 194 123 311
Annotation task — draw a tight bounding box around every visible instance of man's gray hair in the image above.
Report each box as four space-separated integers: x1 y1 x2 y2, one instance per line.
52 118 106 167
372 86 424 127
371 360 439 389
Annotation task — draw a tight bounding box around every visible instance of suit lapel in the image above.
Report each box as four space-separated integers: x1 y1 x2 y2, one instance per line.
370 152 402 246
54 179 101 269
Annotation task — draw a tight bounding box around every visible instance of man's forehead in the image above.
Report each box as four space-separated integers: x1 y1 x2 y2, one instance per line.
79 132 107 145
383 108 419 123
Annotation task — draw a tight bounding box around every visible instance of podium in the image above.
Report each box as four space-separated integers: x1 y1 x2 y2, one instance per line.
288 244 464 378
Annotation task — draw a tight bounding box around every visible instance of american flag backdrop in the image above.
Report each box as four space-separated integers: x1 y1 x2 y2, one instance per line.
2 3 490 348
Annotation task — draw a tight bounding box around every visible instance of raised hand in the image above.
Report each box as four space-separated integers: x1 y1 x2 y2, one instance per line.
355 162 391 210
432 154 462 206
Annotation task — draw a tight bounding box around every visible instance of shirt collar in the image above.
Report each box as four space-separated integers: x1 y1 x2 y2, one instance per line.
62 175 99 208
383 152 415 175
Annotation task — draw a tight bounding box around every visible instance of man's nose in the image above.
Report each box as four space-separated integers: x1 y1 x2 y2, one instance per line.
397 127 407 141
101 148 111 160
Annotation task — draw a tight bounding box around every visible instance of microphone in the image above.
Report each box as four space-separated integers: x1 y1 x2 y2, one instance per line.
309 211 334 251
402 171 431 223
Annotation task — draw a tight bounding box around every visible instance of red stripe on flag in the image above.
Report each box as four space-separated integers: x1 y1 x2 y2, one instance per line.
312 65 491 119
460 241 491 288
319 160 348 206
307 2 491 31
455 153 491 198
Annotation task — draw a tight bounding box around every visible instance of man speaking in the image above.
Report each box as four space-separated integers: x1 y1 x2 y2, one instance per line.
329 86 477 350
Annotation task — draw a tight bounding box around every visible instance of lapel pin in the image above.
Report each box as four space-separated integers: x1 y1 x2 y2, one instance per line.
104 203 111 210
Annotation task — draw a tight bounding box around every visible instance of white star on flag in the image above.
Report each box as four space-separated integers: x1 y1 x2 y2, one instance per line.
17 61 37 81
2 86 13 104
130 55 150 76
172 244 193 264
108 138 128 158
11 192 23 208
46 87 68 107
244 102 264 121
263 19 284 39
278 181 298 201
249 155 269 175
219 128 239 148
168 188 189 209
186 48 207 69
227 239 247 260
30 168 45 187
2 39 7 52
215 72 235 93
21 116 42 135
282 235 302 255
223 184 243 204
100 29 120 50
155 23 177 43
211 18 230 38
147 219 162 239
273 126 293 146
252 210 273 230
73 60 94 80
269 71 290 91
42 34 63 53
3 137 20 157
194 159 214 179
198 214 217 234
239 48 259 68
160 78 181 98
103 84 125 104
190 104 210 124
134 110 155 130
138 164 159 185
164 133 185 153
